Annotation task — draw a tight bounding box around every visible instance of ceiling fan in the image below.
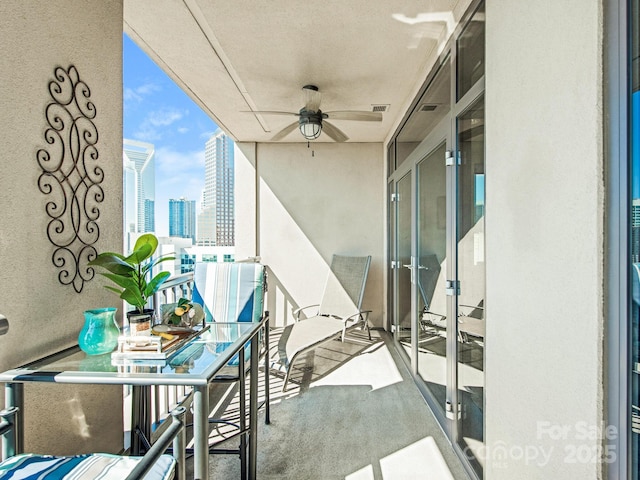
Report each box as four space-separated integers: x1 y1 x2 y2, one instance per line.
250 85 383 142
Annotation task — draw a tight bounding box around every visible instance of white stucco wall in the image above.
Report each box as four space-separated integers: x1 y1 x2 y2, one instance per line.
0 1 124 454
485 1 604 478
236 142 385 329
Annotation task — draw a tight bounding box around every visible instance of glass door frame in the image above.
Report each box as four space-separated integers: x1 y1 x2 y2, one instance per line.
390 118 450 338
604 0 631 478
451 92 485 477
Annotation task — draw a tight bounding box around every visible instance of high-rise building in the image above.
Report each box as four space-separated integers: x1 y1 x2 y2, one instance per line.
169 197 196 242
198 130 234 246
123 139 155 234
144 199 155 232
633 199 640 262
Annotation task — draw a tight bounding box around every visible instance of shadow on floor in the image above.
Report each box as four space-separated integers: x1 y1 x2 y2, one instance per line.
182 328 470 480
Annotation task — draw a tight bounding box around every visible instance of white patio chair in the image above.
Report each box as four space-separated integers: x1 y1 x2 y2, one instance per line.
271 254 372 392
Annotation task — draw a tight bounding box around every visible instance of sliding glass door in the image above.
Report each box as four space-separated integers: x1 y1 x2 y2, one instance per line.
394 171 413 355
387 2 485 478
456 96 485 469
630 1 639 477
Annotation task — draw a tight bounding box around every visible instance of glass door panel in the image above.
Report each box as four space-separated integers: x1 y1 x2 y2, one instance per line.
416 143 448 416
631 0 639 475
395 172 413 358
456 2 485 101
388 182 396 333
456 96 485 474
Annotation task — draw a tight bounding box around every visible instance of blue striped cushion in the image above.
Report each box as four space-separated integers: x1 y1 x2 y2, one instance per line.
0 453 175 479
192 263 265 324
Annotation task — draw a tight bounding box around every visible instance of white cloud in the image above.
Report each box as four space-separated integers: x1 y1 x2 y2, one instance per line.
200 129 219 140
148 108 184 127
136 83 161 96
155 146 204 172
124 83 161 106
124 87 142 103
134 108 186 141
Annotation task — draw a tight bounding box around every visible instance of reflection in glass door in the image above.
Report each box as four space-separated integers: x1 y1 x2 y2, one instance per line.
630 0 639 476
395 172 413 360
416 143 448 418
456 96 485 473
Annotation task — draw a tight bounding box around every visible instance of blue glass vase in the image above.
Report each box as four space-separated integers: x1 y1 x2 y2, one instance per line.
79 308 119 355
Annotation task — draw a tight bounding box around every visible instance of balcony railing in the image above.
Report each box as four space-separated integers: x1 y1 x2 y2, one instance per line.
135 272 196 442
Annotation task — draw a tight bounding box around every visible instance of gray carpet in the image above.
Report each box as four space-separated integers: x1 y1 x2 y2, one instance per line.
193 328 470 479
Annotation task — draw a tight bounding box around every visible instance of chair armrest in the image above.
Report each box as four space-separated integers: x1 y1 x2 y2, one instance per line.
0 406 19 460
292 304 320 322
421 310 446 321
125 406 186 480
342 310 371 323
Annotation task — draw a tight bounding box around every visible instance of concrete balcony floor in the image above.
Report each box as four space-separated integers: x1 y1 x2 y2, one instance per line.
192 328 470 479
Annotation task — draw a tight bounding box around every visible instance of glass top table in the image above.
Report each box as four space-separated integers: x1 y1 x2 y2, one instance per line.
0 319 267 480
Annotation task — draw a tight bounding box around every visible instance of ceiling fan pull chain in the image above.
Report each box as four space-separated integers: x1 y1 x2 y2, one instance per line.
306 141 315 157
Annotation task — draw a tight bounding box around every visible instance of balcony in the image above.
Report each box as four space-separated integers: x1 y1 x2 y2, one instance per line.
0 0 625 478
149 271 469 479
194 326 468 479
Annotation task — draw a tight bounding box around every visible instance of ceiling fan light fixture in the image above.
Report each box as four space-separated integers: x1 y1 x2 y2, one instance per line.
299 117 322 140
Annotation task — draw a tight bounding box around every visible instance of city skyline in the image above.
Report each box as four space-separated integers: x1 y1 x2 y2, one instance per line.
123 33 218 236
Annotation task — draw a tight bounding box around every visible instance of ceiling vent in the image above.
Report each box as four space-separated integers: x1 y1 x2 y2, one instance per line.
371 104 389 112
420 104 438 112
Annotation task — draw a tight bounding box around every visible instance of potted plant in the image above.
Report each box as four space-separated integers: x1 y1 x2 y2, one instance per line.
89 233 175 330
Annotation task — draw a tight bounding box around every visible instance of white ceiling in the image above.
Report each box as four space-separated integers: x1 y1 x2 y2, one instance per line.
124 0 468 143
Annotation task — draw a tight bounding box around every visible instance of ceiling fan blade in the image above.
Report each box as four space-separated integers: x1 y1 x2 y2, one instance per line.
322 121 349 142
271 121 299 141
325 111 383 122
303 85 322 112
245 110 299 116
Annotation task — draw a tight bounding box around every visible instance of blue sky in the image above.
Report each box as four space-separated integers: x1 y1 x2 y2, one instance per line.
123 34 218 236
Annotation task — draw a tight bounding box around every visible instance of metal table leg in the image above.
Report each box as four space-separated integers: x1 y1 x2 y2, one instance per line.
239 347 247 480
264 316 270 425
249 335 259 479
3 383 22 455
130 385 152 455
193 385 209 480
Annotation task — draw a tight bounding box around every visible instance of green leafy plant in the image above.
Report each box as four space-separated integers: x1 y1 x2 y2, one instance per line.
88 233 175 314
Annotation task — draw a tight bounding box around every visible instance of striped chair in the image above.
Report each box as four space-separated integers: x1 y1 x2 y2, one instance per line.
190 261 270 474
0 406 186 480
193 261 266 325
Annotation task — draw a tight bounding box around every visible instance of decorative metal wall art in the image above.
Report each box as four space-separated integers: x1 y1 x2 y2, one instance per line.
37 65 103 293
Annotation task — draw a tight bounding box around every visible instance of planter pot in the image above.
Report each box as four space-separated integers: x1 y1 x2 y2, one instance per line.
79 308 119 355
127 309 155 335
